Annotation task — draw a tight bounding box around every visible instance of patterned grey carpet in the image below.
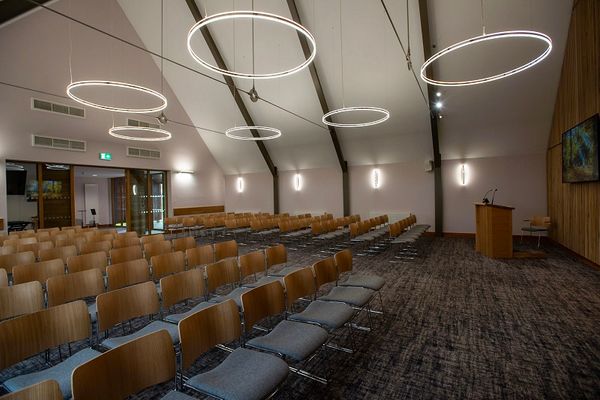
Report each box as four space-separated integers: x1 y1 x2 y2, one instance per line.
1 236 599 399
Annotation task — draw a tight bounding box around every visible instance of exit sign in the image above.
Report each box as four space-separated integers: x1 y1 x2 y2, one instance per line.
99 152 112 161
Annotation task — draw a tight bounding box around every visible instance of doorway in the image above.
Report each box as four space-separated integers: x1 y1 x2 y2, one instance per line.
126 169 167 235
73 166 125 229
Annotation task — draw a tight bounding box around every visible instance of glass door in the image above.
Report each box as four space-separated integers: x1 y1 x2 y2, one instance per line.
39 163 73 228
150 171 166 232
127 169 149 235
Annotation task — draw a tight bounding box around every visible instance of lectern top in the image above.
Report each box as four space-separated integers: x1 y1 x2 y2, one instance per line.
473 203 515 210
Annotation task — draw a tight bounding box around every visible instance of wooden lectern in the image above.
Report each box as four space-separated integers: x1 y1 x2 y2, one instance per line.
475 203 514 258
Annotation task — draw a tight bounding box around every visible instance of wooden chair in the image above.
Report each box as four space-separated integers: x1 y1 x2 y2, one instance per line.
71 330 177 400
161 268 210 324
39 245 77 265
0 380 63 400
15 237 38 246
334 249 385 313
109 245 143 265
87 234 114 244
106 259 151 291
214 239 238 261
118 231 139 239
12 259 64 286
17 241 54 258
35 232 51 242
140 234 164 245
178 299 288 399
0 268 7 287
267 244 300 277
95 281 179 350
112 236 140 249
521 216 551 247
143 240 172 262
1 245 16 255
151 251 185 281
37 227 59 234
0 300 99 399
0 251 36 276
0 281 45 321
239 250 280 288
67 251 108 274
172 236 195 252
205 258 251 308
185 244 214 268
46 268 104 307
80 240 112 256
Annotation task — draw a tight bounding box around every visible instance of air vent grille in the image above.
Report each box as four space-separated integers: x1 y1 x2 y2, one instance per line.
127 146 161 160
127 119 160 129
32 135 87 152
31 98 85 118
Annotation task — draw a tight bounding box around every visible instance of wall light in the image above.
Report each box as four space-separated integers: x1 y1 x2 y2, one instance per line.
237 177 244 193
176 170 195 174
371 168 381 189
294 174 302 191
458 164 469 186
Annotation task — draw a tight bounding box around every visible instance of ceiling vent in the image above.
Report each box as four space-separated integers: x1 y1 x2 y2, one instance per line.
127 146 161 160
127 118 160 129
31 98 85 118
32 134 87 152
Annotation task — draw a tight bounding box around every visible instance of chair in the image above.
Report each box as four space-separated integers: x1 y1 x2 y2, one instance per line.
521 216 551 247
46 269 104 323
17 241 54 258
106 259 151 291
95 281 179 350
241 281 329 383
87 233 114 243
186 244 214 268
0 252 36 276
151 251 185 281
0 301 100 399
178 300 288 400
0 380 63 400
1 245 16 255
172 236 196 252
71 330 181 400
334 249 385 313
12 259 64 286
161 268 210 324
239 250 280 288
0 281 45 321
144 240 172 262
140 234 165 245
112 236 140 249
67 251 108 274
80 240 112 256
39 245 77 265
109 245 143 265
214 240 238 261
206 258 249 308
0 268 7 287
267 244 301 277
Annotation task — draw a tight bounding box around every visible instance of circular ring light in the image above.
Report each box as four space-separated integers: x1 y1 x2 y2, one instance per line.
322 107 390 128
187 11 316 80
225 126 282 141
109 126 172 141
67 80 167 113
420 30 552 87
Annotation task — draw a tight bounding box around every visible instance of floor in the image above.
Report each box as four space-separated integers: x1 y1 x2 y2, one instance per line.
1 236 599 399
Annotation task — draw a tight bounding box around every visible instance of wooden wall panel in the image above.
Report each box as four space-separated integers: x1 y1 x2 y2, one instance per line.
547 0 600 264
173 205 225 216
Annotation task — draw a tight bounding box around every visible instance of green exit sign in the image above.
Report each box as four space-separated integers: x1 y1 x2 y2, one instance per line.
99 152 112 161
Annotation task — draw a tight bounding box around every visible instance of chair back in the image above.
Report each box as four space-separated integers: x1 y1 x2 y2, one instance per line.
214 240 238 261
0 379 62 400
143 240 172 262
334 249 353 274
266 244 287 268
0 281 44 321
178 300 240 370
186 244 214 268
283 267 316 307
119 231 139 239
112 236 140 249
80 240 112 256
0 268 7 287
106 259 150 291
239 250 266 279
88 234 114 243
531 216 551 227
96 281 159 332
71 330 175 400
18 241 53 257
313 257 338 288
1 245 16 255
160 268 205 309
67 251 108 274
46 269 105 307
140 234 164 245
151 251 185 280
110 245 143 265
172 236 196 252
0 300 91 370
13 259 64 285
241 281 285 333
206 258 240 293
39 245 77 264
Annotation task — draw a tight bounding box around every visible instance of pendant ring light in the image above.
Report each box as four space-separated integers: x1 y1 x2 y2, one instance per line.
225 126 282 141
187 11 316 79
322 107 390 128
66 80 167 113
109 126 172 141
420 30 552 87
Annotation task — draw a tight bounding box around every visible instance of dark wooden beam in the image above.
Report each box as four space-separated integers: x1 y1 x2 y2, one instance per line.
418 0 443 236
286 0 350 216
184 0 279 213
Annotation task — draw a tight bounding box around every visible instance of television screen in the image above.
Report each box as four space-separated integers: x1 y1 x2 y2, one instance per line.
562 114 599 183
6 170 27 195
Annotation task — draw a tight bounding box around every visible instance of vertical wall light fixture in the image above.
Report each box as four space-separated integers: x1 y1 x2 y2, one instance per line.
237 177 244 193
371 168 381 189
458 164 468 186
294 174 302 191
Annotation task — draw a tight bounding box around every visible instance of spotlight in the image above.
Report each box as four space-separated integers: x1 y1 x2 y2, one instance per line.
436 92 442 97
435 101 443 109
156 112 168 125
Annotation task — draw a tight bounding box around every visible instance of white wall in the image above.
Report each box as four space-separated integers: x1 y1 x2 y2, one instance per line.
74 176 111 225
224 172 274 213
279 168 343 217
442 154 547 235
0 159 6 233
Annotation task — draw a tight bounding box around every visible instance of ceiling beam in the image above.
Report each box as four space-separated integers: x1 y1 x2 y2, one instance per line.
185 0 279 213
286 0 350 216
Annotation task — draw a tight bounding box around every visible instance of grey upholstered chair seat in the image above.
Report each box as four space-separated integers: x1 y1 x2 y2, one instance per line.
288 300 354 330
243 275 282 288
319 286 374 307
101 321 179 349
3 347 101 399
88 302 97 323
209 286 252 308
164 302 214 324
185 347 288 400
160 390 197 400
247 320 328 362
340 275 385 291
270 266 303 277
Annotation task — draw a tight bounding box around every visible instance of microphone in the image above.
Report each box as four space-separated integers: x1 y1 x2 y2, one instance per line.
482 189 493 204
491 188 498 205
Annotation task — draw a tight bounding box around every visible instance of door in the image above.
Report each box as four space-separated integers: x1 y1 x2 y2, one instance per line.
150 171 166 232
126 169 149 235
